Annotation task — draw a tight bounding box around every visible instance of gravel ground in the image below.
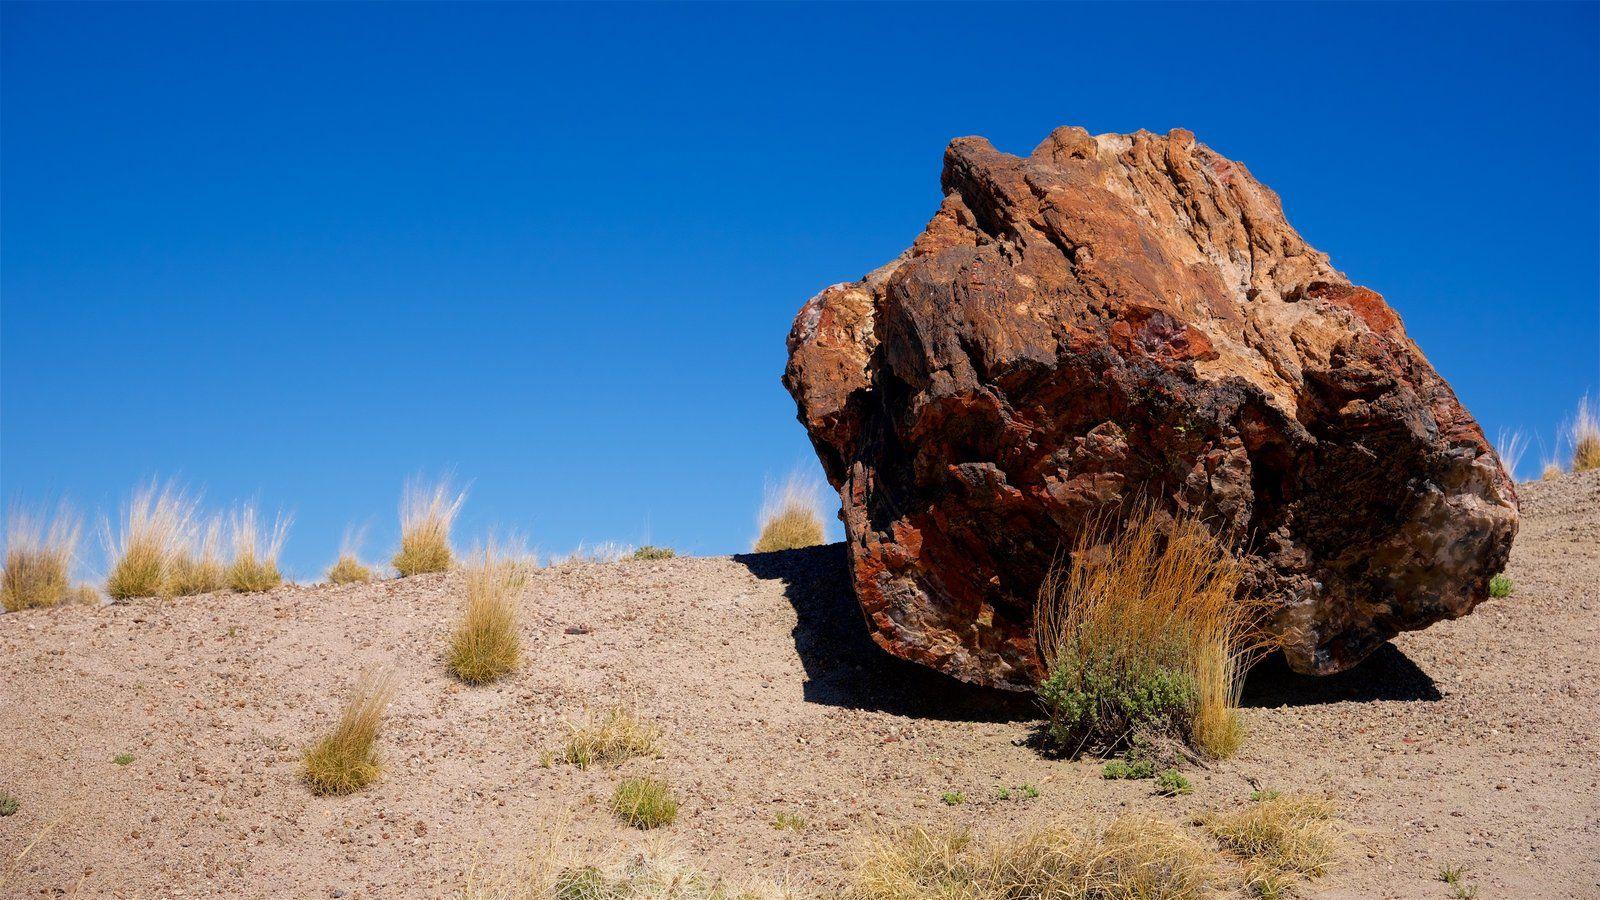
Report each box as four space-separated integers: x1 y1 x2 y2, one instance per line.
2 470 1595 899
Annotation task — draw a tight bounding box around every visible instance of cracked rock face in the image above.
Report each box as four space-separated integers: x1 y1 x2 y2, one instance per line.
783 127 1519 691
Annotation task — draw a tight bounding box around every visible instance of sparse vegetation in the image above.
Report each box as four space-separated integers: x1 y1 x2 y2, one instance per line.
3 503 84 612
1494 427 1527 483
1202 794 1339 898
632 545 676 560
560 705 663 769
103 481 195 600
393 475 466 576
113 753 134 766
303 672 395 795
165 515 227 597
1249 789 1281 803
1567 394 1600 472
1034 501 1265 759
610 776 678 829
1488 574 1512 598
550 542 632 565
752 474 827 553
772 811 806 831
1103 758 1158 780
1542 462 1562 480
845 816 1216 900
460 844 791 900
1438 862 1469 885
939 791 965 806
225 505 289 593
446 546 525 685
1154 769 1192 796
0 791 17 816
997 784 1040 801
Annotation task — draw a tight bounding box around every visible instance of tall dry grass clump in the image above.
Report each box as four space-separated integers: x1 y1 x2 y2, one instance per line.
446 544 527 684
393 475 466 576
225 505 290 593
846 817 1216 900
1567 394 1600 472
303 672 395 796
1034 501 1265 759
2 504 84 611
164 515 227 597
103 481 196 601
1493 428 1527 484
327 526 375 584
752 474 827 553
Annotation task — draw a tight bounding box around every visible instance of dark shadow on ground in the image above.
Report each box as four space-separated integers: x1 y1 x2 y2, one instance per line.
1240 643 1442 708
735 543 1037 723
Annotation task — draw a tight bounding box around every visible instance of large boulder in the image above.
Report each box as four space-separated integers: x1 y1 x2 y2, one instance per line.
783 127 1519 691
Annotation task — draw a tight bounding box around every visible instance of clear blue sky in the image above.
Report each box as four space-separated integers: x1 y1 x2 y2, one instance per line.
3 2 1596 579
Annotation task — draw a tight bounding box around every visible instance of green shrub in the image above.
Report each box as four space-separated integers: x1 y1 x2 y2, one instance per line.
1154 769 1192 796
1103 758 1157 780
611 776 678 829
0 790 18 816
631 545 676 560
1488 574 1512 598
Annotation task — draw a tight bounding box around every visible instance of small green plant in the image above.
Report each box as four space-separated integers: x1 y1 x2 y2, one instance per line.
611 776 678 829
631 545 676 560
1438 862 1468 885
997 784 1039 801
1488 574 1512 598
1103 758 1157 780
1154 769 1192 796
1250 789 1281 802
0 790 18 816
772 811 806 831
1450 884 1481 900
939 791 965 806
113 752 134 766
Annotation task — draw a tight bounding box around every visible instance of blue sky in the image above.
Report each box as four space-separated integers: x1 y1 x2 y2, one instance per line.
3 2 1596 579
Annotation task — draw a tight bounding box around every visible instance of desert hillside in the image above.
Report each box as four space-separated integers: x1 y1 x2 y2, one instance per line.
2 471 1596 899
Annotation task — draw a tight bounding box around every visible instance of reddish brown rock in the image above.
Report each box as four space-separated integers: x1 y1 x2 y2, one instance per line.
783 127 1519 691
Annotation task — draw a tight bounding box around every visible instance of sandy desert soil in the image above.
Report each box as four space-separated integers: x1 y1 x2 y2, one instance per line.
2 470 1596 899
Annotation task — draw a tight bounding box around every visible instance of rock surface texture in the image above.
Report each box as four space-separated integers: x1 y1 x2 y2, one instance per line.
783 127 1519 691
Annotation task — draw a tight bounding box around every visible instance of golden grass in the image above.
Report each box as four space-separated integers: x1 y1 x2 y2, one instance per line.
1542 462 1563 480
610 776 679 829
394 475 466 576
845 816 1216 900
752 474 827 553
1202 794 1339 897
303 672 395 796
1034 501 1266 759
225 505 289 593
446 545 526 685
327 526 375 584
2 504 82 612
1568 394 1600 472
103 481 195 601
561 704 663 769
164 515 227 597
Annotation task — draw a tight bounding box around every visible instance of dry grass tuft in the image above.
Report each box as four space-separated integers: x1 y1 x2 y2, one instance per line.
561 705 663 769
394 475 466 576
1034 501 1266 759
611 776 679 829
327 526 375 584
446 544 526 685
846 816 1216 900
303 672 395 796
1493 428 1527 483
165 515 227 597
103 481 196 601
550 541 632 566
752 474 828 553
3 504 84 612
225 505 290 593
1202 794 1339 897
1541 461 1563 480
1567 394 1600 472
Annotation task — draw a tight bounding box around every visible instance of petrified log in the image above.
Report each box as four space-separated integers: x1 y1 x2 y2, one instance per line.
783 127 1518 691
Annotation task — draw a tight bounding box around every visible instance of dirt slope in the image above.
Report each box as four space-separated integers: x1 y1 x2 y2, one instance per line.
2 471 1596 899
